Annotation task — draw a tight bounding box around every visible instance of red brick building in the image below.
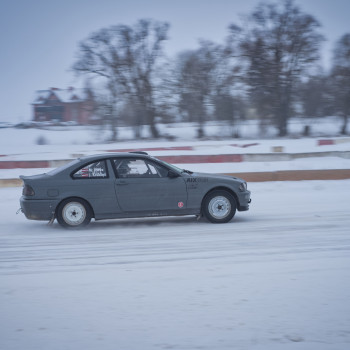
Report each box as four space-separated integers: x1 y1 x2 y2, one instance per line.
32 87 96 124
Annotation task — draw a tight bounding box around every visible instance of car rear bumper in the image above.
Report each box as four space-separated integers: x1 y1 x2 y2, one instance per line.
20 197 58 221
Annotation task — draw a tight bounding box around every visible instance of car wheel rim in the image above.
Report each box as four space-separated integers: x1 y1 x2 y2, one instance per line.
62 202 86 226
208 196 231 219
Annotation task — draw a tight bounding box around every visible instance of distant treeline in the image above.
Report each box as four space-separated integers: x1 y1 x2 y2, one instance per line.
72 0 350 140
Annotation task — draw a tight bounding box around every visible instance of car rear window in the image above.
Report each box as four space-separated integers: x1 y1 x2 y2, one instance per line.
47 159 81 176
72 160 108 179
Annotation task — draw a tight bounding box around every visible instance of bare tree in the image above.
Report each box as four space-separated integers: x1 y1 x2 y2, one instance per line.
298 73 334 119
73 19 169 139
211 45 241 125
228 0 324 136
175 41 234 138
331 33 350 134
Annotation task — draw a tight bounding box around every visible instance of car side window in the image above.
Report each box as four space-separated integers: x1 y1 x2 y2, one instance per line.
113 158 168 178
72 160 108 179
151 162 169 177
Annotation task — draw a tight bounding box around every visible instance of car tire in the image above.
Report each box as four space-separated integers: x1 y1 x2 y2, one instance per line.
56 198 92 228
202 190 236 223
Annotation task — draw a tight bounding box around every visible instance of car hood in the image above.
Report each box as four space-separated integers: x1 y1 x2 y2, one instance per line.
191 172 245 183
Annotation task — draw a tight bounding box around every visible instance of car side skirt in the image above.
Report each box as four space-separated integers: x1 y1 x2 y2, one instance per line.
95 209 200 220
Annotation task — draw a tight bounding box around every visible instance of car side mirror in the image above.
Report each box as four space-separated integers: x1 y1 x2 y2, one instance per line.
168 170 179 178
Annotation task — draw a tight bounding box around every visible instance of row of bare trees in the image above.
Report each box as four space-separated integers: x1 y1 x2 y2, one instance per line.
73 0 350 139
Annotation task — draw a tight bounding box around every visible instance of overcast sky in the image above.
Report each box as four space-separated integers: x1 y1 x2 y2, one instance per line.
0 0 349 123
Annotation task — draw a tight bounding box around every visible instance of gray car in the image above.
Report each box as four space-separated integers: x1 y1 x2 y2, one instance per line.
20 152 251 228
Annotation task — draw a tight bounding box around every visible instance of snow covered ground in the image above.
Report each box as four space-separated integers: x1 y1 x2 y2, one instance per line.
1 116 346 147
1 180 349 350
1 156 350 181
1 120 350 180
1 118 350 157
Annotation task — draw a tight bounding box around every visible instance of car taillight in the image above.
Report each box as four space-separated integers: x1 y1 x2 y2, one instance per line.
23 184 35 196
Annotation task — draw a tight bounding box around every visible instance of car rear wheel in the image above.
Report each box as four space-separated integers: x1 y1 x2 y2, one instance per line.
57 198 92 228
203 190 236 223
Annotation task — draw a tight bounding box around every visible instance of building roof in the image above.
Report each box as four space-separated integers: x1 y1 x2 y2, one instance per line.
33 87 91 105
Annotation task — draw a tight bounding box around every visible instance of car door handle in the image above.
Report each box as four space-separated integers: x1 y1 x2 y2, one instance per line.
116 181 128 186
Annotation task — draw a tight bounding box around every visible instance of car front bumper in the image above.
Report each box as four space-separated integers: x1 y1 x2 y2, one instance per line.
237 191 251 211
20 197 59 221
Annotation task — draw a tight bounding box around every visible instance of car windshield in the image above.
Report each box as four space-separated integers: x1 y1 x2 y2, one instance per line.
46 159 81 176
152 157 183 173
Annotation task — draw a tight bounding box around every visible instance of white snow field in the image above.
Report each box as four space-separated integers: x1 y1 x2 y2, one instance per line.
1 180 349 350
1 121 350 180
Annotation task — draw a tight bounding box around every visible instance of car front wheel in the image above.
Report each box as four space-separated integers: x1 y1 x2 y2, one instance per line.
203 190 236 223
56 198 92 228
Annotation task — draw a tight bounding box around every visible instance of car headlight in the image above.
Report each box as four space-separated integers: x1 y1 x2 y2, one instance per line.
239 182 247 192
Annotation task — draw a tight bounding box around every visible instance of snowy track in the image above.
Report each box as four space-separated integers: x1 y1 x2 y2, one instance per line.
1 181 350 350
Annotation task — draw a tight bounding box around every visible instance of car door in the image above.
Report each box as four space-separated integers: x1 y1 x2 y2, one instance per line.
112 157 188 212
70 159 120 216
